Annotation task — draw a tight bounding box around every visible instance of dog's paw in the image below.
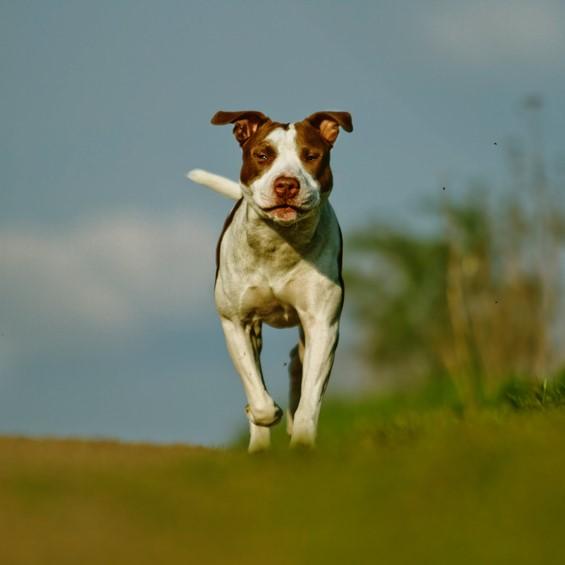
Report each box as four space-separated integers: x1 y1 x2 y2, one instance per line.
248 424 271 454
245 402 283 427
286 409 294 436
290 417 317 448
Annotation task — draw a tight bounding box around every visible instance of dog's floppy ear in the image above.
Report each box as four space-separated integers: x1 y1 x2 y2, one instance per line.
304 111 353 145
211 110 270 146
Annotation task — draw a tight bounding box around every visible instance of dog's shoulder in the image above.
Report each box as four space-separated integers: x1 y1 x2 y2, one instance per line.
215 198 244 281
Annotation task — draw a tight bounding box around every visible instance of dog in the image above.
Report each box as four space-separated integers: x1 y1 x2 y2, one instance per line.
188 110 352 452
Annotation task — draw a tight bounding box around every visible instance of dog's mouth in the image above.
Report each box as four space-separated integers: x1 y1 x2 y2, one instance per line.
260 204 307 222
262 204 304 212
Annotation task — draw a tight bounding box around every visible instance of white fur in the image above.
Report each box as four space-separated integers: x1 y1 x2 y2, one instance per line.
186 169 242 200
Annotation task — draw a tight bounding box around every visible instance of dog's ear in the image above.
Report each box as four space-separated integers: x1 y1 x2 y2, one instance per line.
211 110 270 146
304 111 353 145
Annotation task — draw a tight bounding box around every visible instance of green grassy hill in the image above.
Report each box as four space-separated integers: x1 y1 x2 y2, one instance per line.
2 397 565 564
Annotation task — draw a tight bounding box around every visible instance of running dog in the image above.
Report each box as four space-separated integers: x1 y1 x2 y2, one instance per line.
188 110 352 451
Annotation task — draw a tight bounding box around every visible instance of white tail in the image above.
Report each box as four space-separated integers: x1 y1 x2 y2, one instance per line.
186 169 242 200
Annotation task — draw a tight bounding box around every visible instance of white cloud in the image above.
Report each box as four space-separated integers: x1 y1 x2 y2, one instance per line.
0 210 218 357
423 0 565 66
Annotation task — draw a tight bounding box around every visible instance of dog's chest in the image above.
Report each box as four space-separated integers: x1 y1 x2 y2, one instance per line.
217 247 305 328
235 244 304 326
239 281 299 328
215 201 340 328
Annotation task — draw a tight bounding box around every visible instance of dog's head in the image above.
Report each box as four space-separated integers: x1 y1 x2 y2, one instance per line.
211 110 352 225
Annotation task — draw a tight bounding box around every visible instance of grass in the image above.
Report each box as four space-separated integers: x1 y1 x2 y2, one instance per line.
2 387 565 564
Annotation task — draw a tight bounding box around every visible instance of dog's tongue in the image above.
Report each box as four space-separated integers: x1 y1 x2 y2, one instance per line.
271 206 298 222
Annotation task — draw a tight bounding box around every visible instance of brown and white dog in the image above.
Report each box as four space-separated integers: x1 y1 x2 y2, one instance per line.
188 110 352 452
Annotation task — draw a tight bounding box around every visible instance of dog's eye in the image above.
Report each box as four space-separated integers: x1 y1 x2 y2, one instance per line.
256 152 269 161
305 153 320 161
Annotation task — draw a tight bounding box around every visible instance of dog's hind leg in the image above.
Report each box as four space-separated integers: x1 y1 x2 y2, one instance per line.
286 326 305 436
248 422 271 454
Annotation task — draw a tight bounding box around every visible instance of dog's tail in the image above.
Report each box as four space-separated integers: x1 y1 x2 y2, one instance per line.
186 169 242 200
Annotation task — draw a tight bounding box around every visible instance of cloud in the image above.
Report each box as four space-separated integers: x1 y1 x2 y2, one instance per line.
0 210 218 358
423 0 564 66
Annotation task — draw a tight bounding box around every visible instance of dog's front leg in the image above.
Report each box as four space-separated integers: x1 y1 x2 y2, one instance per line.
290 318 339 448
220 317 283 452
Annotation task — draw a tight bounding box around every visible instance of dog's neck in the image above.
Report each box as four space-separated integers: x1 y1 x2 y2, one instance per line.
237 198 328 261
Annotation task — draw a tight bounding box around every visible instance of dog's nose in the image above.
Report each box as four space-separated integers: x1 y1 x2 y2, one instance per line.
273 176 299 199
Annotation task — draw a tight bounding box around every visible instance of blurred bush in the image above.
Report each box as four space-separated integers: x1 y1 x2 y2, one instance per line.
346 97 565 405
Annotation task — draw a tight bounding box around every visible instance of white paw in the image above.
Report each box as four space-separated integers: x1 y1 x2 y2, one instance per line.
286 410 294 436
248 424 271 454
245 402 283 427
290 417 317 448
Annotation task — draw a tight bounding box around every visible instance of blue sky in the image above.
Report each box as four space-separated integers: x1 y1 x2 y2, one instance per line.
1 0 564 445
